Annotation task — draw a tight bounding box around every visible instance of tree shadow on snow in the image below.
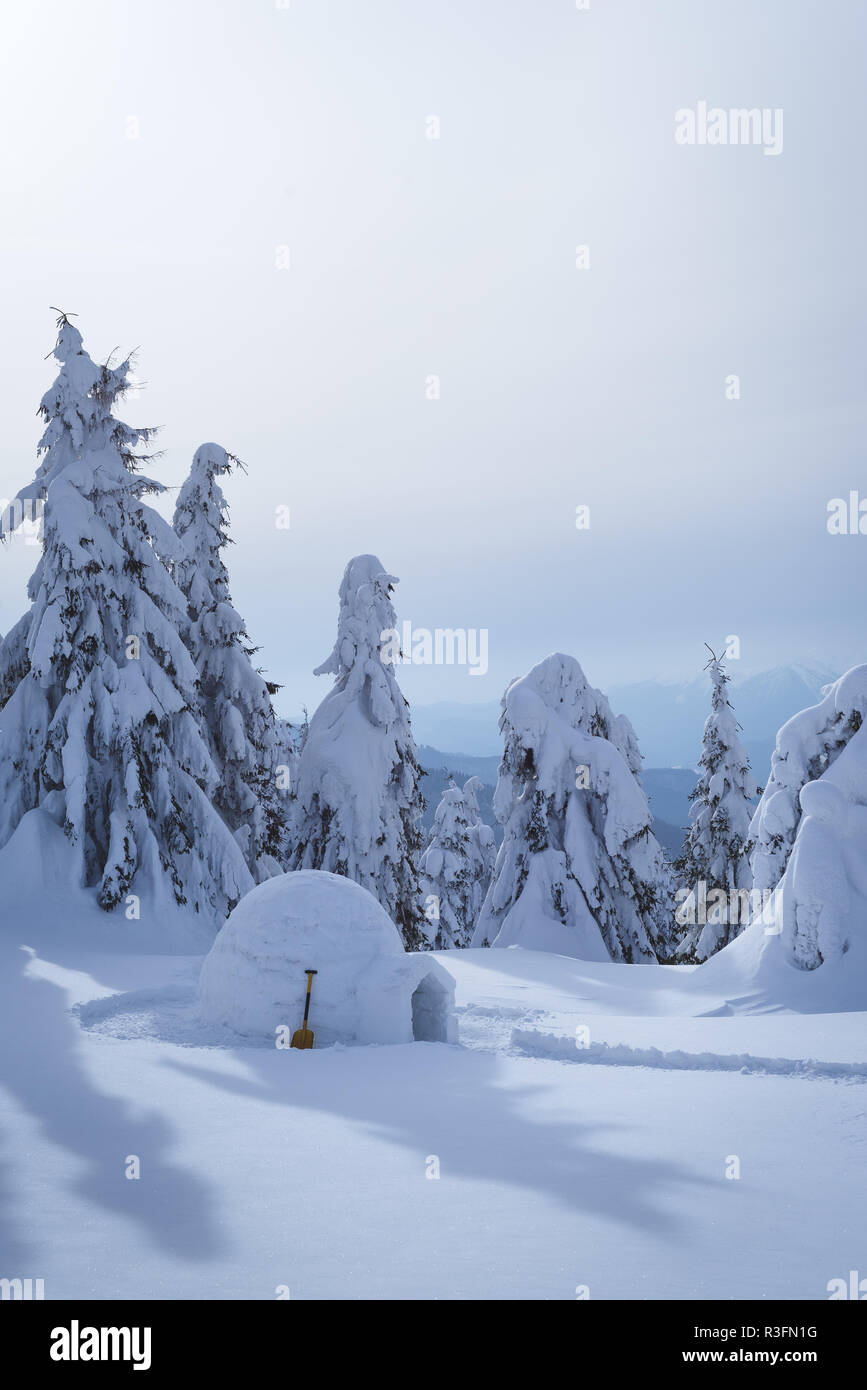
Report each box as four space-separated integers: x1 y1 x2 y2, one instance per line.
0 940 226 1281
162 1039 711 1247
0 1148 30 1274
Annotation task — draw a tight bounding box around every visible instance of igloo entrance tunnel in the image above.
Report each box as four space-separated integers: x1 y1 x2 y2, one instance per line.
199 870 458 1046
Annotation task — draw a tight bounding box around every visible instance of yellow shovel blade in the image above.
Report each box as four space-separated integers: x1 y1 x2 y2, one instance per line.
291 1027 314 1050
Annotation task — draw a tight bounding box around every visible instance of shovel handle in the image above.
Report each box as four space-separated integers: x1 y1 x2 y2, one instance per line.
302 969 317 1026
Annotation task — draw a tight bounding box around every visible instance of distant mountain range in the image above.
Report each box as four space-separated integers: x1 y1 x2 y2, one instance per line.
412 662 839 781
607 661 839 779
411 704 504 758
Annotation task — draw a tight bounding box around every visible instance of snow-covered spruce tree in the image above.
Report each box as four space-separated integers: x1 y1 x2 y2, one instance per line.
0 316 252 919
274 712 306 814
0 614 31 711
276 713 305 776
742 665 867 973
172 443 286 880
288 554 427 949
749 665 863 899
472 653 673 962
419 777 496 948
1 312 148 540
1 312 152 692
674 647 761 961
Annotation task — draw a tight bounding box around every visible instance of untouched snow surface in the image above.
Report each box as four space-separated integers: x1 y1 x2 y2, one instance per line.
0 892 864 1300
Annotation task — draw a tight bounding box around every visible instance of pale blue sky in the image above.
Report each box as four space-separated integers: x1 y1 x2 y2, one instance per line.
0 0 864 716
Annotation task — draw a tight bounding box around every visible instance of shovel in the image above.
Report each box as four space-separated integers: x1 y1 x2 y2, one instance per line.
291 969 318 1049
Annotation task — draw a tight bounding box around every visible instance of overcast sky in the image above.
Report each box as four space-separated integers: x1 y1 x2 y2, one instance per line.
0 0 864 717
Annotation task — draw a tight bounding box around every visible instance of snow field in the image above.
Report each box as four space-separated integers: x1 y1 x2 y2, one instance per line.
1 929 863 1301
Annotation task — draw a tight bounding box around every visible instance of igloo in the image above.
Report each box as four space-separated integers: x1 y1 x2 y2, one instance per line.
199 870 458 1046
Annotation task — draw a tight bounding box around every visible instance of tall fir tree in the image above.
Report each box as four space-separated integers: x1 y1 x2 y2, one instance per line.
749 665 867 971
750 665 863 898
288 554 426 948
1 310 147 539
0 315 252 920
419 777 496 947
172 443 286 879
473 653 673 962
0 615 31 711
674 648 761 961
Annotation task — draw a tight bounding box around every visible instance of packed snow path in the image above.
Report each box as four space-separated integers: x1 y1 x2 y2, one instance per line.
0 926 864 1300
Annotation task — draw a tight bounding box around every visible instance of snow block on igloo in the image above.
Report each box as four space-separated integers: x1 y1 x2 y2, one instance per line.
199 870 458 1046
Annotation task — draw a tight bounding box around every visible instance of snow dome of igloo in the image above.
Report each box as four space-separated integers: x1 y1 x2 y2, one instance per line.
199 870 457 1046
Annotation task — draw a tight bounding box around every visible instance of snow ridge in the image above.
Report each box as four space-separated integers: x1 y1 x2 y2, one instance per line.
512 1030 867 1080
